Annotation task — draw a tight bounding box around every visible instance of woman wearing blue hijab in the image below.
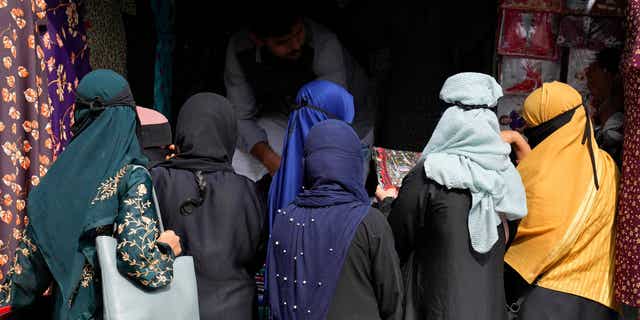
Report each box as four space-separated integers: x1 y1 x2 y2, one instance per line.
267 80 355 230
267 120 403 320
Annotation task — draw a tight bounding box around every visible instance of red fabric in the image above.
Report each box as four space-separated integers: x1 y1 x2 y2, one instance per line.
614 0 640 307
498 9 559 60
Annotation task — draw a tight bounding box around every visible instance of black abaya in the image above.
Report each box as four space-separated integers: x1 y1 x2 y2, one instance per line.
151 93 267 319
384 162 507 320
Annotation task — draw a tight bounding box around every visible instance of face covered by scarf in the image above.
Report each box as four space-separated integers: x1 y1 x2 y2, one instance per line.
421 72 528 253
268 119 370 320
505 82 618 309
267 79 355 230
26 69 147 318
136 106 172 165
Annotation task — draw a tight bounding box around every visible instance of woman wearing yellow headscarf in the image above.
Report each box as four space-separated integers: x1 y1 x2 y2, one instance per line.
505 82 619 319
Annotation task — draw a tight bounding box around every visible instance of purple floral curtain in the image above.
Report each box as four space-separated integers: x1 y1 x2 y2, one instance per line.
0 0 89 281
42 0 90 154
0 0 52 278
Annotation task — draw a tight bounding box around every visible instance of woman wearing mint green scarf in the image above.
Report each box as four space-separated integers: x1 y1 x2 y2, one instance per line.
0 69 182 319
378 73 528 320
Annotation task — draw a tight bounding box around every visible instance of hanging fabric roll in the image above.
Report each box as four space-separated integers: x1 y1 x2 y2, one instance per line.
42 0 91 153
151 0 175 119
614 0 640 311
0 0 54 291
83 0 128 76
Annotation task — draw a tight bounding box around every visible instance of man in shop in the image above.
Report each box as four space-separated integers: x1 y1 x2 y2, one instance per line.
587 47 624 166
224 2 372 185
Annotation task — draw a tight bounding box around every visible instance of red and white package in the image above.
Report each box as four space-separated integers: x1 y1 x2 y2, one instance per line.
500 57 561 95
374 147 422 189
497 9 559 60
500 0 563 12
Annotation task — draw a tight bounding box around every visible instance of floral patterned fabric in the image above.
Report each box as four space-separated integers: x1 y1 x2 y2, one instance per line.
615 0 640 308
42 0 90 153
0 0 53 283
0 166 174 316
83 0 127 75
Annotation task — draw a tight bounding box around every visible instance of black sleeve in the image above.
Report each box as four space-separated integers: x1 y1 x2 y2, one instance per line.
387 168 427 264
366 209 404 320
375 197 395 217
247 180 268 274
506 219 520 250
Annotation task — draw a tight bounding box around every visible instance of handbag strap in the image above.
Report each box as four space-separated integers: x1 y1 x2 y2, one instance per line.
505 275 544 318
129 165 165 233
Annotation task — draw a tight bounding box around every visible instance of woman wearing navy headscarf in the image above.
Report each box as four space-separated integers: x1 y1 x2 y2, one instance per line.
267 80 355 230
267 120 403 320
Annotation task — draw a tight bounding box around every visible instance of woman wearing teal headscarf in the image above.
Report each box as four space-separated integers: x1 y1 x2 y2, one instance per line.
0 69 182 319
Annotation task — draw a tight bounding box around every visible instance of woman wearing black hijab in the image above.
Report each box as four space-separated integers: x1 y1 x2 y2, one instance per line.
151 93 267 319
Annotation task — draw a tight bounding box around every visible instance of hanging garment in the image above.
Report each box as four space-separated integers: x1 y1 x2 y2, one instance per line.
42 0 91 154
150 0 175 118
0 0 53 284
84 0 127 75
614 0 640 308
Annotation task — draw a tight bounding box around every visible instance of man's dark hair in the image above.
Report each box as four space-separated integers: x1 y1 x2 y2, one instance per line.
250 2 302 38
595 47 622 74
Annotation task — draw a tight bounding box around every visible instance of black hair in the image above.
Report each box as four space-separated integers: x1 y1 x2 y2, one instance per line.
249 2 302 38
595 47 622 74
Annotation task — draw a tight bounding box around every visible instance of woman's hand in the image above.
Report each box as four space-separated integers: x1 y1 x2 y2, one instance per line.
501 130 532 163
157 230 182 256
375 185 398 202
500 130 519 144
165 144 177 160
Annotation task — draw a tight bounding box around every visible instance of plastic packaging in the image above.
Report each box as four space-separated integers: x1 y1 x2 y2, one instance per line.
498 9 559 60
500 57 561 95
373 147 422 189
